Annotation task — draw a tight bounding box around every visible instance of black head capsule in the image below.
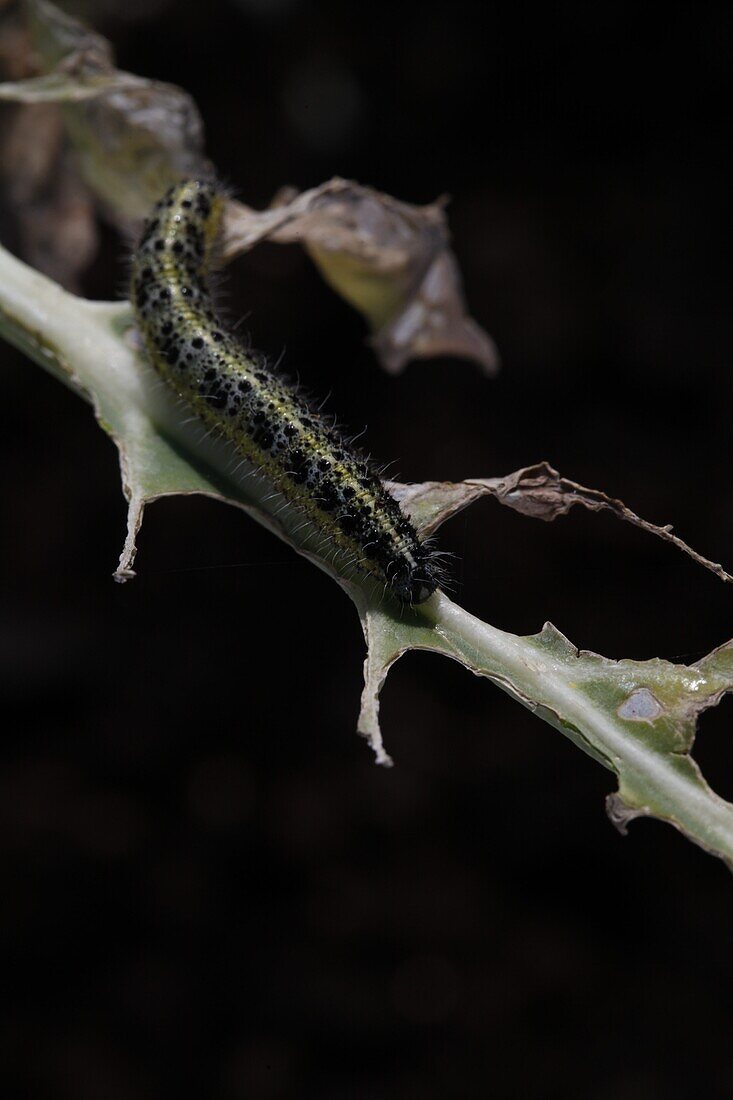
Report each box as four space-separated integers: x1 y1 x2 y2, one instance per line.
390 558 438 606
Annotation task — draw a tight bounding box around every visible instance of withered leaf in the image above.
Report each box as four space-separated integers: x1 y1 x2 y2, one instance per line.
390 461 732 583
1 1 497 375
224 179 499 375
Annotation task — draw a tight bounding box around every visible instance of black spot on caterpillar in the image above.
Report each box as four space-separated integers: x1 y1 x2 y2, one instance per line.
130 179 442 605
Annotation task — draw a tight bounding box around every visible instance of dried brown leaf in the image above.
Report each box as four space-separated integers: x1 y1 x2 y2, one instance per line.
0 0 210 229
2 2 493 374
2 2 496 375
390 461 732 583
224 179 498 375
0 100 97 290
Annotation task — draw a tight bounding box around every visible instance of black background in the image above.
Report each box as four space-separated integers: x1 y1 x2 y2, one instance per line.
2 1 733 1096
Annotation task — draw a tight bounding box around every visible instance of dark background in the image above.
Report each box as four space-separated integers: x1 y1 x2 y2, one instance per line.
2 1 733 1096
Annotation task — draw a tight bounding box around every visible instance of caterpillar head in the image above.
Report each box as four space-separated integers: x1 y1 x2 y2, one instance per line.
391 563 438 606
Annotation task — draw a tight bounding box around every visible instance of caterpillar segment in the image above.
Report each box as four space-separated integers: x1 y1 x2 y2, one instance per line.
131 179 440 605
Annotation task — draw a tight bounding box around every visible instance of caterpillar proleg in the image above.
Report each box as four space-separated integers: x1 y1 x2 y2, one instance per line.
131 179 442 605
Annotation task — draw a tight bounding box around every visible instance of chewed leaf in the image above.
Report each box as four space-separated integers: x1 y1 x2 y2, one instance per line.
3 238 733 868
225 180 499 376
63 74 210 223
0 0 210 225
358 599 733 868
390 462 732 583
2 1 496 375
2 5 733 870
370 249 499 374
0 100 97 291
0 9 99 289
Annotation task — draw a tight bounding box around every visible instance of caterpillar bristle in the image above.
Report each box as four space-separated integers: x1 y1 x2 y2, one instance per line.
130 178 446 607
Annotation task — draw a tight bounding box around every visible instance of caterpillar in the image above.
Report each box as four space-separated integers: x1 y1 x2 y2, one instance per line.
130 178 441 605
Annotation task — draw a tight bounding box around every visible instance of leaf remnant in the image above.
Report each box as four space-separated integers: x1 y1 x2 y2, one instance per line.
0 0 497 376
0 0 210 229
225 177 498 375
390 463 732 583
3 1 733 873
3 240 733 868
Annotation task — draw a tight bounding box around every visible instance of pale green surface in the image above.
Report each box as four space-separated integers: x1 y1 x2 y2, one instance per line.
2 239 733 869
